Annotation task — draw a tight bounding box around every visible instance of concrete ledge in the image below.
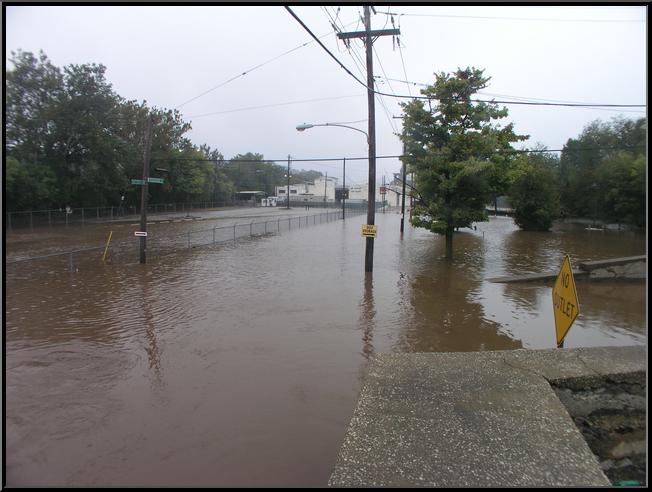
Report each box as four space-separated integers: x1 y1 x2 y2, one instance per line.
487 270 587 284
488 256 646 283
328 346 645 487
578 255 646 270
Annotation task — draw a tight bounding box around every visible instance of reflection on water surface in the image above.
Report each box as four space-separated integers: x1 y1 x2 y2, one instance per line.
5 212 646 486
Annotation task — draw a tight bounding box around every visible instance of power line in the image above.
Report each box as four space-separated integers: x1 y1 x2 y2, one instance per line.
185 94 365 119
378 11 645 23
382 78 646 113
152 145 645 164
174 16 360 110
284 7 645 109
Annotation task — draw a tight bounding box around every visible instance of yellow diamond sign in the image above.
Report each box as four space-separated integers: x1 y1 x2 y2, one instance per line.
552 255 580 347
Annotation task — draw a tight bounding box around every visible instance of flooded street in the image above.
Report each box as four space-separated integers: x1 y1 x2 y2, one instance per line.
4 209 646 486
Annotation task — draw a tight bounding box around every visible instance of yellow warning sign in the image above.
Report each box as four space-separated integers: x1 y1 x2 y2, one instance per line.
552 255 580 347
361 224 377 238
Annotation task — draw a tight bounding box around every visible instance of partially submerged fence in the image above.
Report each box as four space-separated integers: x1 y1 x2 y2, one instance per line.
5 201 231 231
5 200 364 232
5 208 366 274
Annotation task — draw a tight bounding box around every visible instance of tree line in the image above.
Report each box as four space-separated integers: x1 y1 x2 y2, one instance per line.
400 67 646 258
5 50 322 212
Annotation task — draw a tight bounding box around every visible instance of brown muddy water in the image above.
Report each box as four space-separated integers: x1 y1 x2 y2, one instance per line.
4 209 647 486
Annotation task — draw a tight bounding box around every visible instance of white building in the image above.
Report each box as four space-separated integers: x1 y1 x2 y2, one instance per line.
275 175 338 203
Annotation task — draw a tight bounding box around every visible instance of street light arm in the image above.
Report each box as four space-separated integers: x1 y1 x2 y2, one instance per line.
320 123 369 142
296 122 369 143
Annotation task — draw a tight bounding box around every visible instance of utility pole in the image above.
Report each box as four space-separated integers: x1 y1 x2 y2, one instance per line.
286 154 291 209
139 114 153 264
400 144 407 235
338 7 399 273
342 157 346 220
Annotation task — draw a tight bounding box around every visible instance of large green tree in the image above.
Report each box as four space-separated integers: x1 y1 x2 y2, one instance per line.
559 116 646 220
508 150 560 231
5 50 239 210
400 67 528 258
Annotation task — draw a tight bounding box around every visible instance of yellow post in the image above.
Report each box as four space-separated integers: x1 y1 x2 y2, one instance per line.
102 231 113 262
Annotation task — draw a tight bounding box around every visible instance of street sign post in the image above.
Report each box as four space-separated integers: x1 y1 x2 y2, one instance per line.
361 224 377 238
552 255 580 348
131 179 145 185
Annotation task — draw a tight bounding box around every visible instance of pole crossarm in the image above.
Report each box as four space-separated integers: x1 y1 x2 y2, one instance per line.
337 29 400 40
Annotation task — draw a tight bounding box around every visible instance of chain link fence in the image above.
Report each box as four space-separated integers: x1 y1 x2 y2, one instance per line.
5 207 366 275
5 201 234 231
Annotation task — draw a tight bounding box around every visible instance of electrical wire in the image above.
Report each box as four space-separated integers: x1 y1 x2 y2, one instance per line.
378 11 645 23
383 78 646 113
152 145 645 164
185 94 365 119
395 20 412 98
175 15 360 110
284 7 645 109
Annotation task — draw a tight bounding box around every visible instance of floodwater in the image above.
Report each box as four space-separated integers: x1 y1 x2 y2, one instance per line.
4 209 647 486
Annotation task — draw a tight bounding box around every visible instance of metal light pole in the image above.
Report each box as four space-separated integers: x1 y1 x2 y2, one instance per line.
286 154 291 209
400 144 407 235
139 114 154 264
296 126 368 218
342 157 346 220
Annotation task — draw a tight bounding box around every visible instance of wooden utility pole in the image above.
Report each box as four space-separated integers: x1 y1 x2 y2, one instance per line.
139 114 154 264
286 154 291 209
338 7 399 273
400 144 407 235
342 157 346 220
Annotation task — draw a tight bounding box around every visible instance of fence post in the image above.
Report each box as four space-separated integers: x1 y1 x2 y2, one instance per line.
69 252 74 272
213 227 216 244
187 231 191 249
265 221 267 234
250 221 254 236
65 210 68 226
233 223 237 242
278 218 280 233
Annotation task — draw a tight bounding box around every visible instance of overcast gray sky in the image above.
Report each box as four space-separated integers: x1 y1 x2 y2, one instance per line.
5 4 647 184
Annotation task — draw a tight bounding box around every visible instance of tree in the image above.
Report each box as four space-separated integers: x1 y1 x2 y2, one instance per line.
559 116 646 219
508 151 560 231
400 67 528 258
6 50 64 159
595 152 645 227
5 156 58 210
6 50 220 210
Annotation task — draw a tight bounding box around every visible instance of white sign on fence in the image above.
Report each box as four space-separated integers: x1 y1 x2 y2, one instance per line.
134 231 147 237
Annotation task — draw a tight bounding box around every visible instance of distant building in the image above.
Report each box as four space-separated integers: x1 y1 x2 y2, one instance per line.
275 175 338 203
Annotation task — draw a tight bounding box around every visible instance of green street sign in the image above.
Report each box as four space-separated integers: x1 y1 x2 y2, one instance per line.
131 179 145 185
147 177 165 184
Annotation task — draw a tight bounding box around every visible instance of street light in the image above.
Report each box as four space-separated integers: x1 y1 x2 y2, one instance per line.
296 121 375 273
296 123 369 143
